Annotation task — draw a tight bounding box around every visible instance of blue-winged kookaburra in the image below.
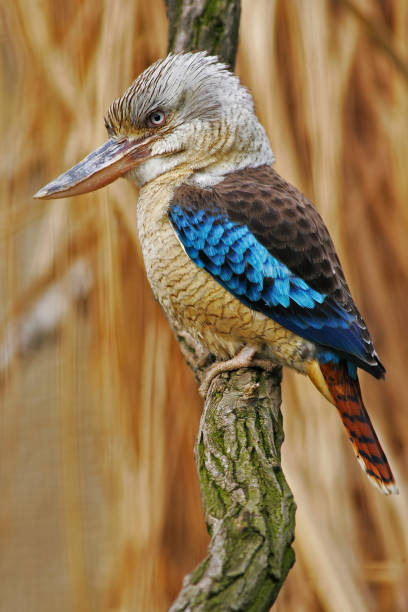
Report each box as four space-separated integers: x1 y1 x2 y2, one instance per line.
35 52 397 494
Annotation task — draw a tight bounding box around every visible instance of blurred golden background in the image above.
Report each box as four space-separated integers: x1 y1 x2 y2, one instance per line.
1 0 408 610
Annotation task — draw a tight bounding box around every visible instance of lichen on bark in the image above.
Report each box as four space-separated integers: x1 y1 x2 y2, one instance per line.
169 366 296 611
166 0 241 68
164 1 297 608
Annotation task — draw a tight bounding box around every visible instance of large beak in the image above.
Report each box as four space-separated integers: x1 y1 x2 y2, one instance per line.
34 136 152 199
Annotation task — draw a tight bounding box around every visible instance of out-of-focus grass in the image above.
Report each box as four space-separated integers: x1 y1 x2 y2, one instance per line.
1 0 407 610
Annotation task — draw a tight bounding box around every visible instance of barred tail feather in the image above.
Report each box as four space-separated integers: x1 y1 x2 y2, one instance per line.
319 361 398 495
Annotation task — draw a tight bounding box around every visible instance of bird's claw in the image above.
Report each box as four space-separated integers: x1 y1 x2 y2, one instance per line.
198 345 274 397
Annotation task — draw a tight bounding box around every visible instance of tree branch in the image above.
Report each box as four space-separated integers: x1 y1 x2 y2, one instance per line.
166 0 241 68
165 1 296 608
169 366 295 612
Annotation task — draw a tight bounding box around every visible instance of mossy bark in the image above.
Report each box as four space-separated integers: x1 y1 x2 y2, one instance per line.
165 1 296 609
166 0 241 68
169 366 296 611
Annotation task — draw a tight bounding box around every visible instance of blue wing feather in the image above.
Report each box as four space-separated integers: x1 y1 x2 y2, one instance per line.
169 205 368 364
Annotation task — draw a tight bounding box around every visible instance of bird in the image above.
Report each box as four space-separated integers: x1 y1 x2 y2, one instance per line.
34 52 397 495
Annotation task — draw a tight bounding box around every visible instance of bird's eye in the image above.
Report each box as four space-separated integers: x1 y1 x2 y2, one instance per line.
147 110 166 127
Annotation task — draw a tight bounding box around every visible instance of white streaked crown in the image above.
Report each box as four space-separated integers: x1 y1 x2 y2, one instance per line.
105 52 274 187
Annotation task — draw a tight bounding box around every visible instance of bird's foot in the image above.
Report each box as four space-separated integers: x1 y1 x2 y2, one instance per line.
199 345 279 397
199 345 257 397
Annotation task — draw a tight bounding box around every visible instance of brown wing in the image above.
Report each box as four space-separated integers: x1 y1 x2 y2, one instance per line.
174 165 384 377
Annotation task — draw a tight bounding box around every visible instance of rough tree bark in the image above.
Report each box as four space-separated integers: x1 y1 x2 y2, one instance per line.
166 0 241 68
165 1 296 609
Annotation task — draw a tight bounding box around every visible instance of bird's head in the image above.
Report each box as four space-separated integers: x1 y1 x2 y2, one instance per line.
34 52 273 199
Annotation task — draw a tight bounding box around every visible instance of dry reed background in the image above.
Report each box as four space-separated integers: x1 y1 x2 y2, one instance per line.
1 0 407 610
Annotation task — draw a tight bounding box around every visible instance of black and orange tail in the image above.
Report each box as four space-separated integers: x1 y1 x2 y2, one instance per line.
317 361 398 494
